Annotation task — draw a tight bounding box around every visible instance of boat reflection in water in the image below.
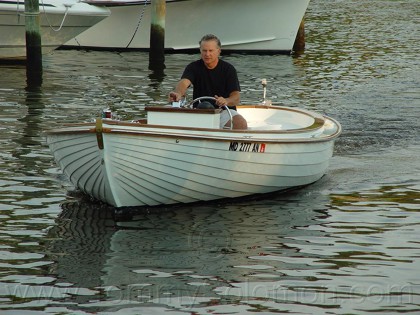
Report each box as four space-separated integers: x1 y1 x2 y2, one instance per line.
45 189 330 309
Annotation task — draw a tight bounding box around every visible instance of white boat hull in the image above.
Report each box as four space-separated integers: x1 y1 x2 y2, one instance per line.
0 0 110 60
104 134 333 207
64 0 310 53
46 105 341 208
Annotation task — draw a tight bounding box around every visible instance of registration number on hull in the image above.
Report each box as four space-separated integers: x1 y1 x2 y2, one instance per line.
229 142 266 153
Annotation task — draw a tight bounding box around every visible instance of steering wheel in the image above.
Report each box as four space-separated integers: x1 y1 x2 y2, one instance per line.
187 96 233 129
187 96 217 109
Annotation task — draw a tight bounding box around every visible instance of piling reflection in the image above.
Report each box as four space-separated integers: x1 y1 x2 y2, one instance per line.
17 87 45 147
148 61 166 93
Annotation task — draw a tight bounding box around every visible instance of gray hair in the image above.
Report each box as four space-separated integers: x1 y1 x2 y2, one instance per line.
199 34 221 48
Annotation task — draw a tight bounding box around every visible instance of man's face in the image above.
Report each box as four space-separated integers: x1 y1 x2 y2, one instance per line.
200 40 221 69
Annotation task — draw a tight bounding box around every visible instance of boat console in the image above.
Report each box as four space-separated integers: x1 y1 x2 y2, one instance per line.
145 106 223 129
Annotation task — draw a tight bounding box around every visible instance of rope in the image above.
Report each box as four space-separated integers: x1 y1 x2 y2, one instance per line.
40 0 71 32
126 0 150 48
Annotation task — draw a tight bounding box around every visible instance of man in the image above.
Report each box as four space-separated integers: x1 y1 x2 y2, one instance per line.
169 34 247 129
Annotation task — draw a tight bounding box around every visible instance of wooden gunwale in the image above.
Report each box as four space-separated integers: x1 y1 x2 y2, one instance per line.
47 127 340 146
99 125 340 144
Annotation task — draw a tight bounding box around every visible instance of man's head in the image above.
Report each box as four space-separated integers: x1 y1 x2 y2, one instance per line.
199 34 221 69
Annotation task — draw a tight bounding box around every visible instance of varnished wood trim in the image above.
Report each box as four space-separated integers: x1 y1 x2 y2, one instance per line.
145 106 222 114
100 127 340 144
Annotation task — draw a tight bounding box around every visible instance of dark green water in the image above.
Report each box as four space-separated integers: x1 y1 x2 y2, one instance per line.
0 0 419 314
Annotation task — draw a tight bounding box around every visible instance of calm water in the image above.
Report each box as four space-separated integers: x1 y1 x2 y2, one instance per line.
1 0 420 314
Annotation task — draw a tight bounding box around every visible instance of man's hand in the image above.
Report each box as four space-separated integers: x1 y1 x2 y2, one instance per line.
214 95 228 107
169 79 191 103
169 92 181 102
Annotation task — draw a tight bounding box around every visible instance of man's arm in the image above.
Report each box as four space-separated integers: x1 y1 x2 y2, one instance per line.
169 78 191 102
215 90 240 107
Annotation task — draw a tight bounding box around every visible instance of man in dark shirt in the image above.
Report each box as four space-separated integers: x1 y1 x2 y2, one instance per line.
169 34 247 129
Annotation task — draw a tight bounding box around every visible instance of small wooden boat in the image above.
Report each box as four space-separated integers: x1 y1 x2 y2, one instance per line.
46 98 341 208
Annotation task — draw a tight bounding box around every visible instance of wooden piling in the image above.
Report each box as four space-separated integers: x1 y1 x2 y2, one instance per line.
292 18 305 54
25 0 43 86
149 0 165 66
